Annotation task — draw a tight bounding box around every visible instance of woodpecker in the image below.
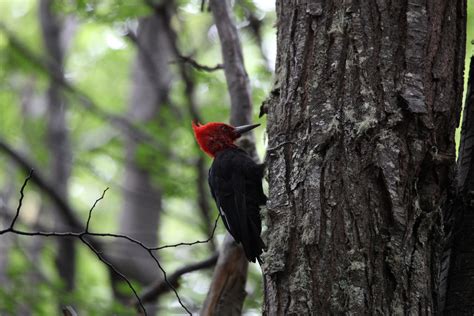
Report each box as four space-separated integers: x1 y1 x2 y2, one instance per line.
192 121 266 263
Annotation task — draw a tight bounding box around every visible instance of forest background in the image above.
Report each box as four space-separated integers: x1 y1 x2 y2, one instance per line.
0 0 472 315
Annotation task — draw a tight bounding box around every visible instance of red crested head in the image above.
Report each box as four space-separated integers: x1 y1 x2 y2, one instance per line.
192 121 260 157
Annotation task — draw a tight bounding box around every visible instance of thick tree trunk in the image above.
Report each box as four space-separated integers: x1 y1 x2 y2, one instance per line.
264 1 465 314
443 56 474 315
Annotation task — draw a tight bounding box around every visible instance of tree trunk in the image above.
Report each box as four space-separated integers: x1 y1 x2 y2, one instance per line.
443 55 474 315
201 234 248 315
39 0 76 294
264 1 466 314
111 13 172 289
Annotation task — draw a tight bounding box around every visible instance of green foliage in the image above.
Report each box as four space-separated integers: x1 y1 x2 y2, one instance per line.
0 242 136 315
54 0 151 23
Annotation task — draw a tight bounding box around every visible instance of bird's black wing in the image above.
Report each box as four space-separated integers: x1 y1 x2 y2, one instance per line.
208 148 266 262
208 167 235 238
209 162 245 244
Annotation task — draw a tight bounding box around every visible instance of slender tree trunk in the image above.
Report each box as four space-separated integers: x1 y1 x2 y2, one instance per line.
264 1 465 314
39 0 76 294
443 55 474 315
111 13 172 291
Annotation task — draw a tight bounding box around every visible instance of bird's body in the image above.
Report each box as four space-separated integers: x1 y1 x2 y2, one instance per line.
209 148 266 263
192 122 266 263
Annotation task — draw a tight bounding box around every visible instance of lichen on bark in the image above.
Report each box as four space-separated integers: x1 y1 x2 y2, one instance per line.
264 0 466 314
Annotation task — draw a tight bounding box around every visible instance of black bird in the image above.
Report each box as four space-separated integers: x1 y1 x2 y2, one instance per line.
192 121 266 263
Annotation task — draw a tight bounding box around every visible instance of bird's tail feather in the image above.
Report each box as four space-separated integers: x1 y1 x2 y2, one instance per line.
241 215 265 263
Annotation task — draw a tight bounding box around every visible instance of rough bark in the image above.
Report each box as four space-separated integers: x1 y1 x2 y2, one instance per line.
264 0 465 314
39 0 76 293
111 14 171 287
201 0 260 314
443 55 474 315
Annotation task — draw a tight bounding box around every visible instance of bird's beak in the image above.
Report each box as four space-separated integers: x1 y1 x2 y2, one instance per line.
234 123 260 135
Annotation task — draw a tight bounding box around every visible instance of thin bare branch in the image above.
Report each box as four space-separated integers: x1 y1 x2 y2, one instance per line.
10 169 33 230
0 180 147 314
151 214 220 250
0 139 94 232
0 172 224 315
2 221 194 314
0 142 220 254
85 187 109 233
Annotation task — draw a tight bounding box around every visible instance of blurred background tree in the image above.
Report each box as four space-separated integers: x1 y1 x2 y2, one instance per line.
0 0 275 314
